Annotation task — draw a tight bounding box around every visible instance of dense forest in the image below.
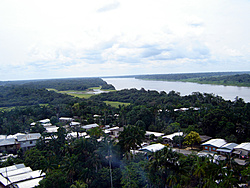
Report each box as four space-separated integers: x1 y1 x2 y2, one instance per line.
194 74 250 87
134 72 250 87
0 78 250 187
0 78 114 107
0 77 115 91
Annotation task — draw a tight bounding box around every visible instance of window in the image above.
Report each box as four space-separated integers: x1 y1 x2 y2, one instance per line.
205 147 208 149
213 148 216 150
30 141 33 144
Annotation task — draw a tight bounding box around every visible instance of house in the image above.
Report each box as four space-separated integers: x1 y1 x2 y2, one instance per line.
104 127 124 138
139 143 166 153
81 123 99 130
70 122 81 127
201 139 227 153
66 132 87 139
162 132 183 146
199 135 212 143
30 119 52 127
0 138 19 154
59 117 74 124
233 142 250 158
0 163 45 188
145 131 164 140
216 143 238 155
16 133 41 152
45 126 59 133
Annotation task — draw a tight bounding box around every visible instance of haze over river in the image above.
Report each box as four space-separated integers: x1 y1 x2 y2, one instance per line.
103 78 250 102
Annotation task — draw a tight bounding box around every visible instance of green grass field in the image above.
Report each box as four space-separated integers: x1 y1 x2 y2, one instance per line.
47 87 115 99
104 101 130 108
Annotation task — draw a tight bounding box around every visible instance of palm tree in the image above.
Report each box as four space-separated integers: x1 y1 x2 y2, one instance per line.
118 125 145 153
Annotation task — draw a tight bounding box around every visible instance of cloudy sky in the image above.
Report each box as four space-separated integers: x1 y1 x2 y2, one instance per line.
0 0 249 81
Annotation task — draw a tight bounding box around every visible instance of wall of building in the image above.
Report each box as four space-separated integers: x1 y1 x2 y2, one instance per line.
203 146 217 152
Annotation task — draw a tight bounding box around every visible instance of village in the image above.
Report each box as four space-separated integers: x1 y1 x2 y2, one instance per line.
0 115 249 187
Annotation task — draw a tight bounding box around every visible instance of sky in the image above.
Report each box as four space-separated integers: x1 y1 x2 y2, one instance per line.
0 0 250 81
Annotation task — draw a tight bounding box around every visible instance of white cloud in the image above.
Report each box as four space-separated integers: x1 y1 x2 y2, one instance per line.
0 0 249 80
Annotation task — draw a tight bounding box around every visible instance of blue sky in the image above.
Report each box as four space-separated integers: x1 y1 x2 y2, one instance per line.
0 0 249 80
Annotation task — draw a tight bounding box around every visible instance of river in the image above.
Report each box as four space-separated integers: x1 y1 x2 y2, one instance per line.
103 77 250 102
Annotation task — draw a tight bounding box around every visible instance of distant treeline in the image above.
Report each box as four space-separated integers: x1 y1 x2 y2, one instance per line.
194 74 250 87
134 72 250 87
0 78 115 91
0 78 115 107
135 71 250 81
0 86 82 107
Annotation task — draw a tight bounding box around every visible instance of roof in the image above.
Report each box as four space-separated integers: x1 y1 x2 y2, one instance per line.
59 117 73 121
1 167 32 178
39 119 50 124
0 174 9 186
106 126 120 131
201 139 227 148
6 133 25 139
162 132 183 140
45 126 59 133
234 142 250 151
8 170 45 184
217 143 238 153
17 133 41 142
0 164 25 174
15 177 44 188
0 164 45 187
139 143 165 153
66 132 87 139
145 131 164 137
0 135 6 140
81 123 99 130
199 135 212 143
70 122 81 126
0 138 16 147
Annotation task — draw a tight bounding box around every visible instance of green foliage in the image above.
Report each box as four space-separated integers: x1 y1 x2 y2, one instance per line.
118 125 146 152
183 131 201 149
164 122 181 134
24 148 46 170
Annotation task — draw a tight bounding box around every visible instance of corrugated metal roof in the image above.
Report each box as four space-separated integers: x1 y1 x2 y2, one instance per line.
146 131 164 137
8 170 45 184
15 177 44 188
81 123 99 130
201 139 227 148
1 167 32 178
17 133 41 142
162 132 183 140
139 143 165 152
234 142 250 151
0 138 16 146
219 143 238 150
0 135 7 139
216 148 232 153
0 174 9 186
0 165 16 174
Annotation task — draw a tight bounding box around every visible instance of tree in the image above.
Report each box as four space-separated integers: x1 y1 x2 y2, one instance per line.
183 131 201 149
24 148 46 170
164 122 181 134
118 125 145 153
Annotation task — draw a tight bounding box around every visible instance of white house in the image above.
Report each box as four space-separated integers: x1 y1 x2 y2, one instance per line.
233 142 250 158
139 143 166 153
104 126 124 138
59 117 74 124
145 131 164 139
201 139 227 153
81 123 99 130
216 143 238 155
16 133 41 151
